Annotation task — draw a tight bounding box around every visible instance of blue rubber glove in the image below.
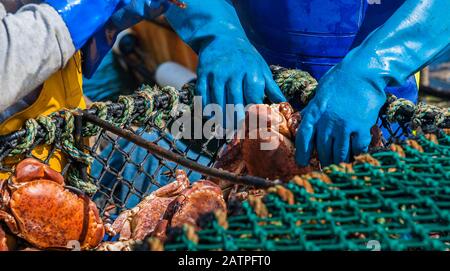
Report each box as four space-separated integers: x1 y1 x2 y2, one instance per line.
44 0 128 50
165 0 286 125
296 0 450 166
82 0 172 78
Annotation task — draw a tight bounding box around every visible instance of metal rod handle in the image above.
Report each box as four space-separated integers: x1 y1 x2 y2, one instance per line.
81 112 278 189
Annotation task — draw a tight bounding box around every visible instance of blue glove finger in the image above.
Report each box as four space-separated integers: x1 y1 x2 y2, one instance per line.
210 75 227 129
244 71 265 105
295 101 323 166
351 130 371 157
196 74 209 109
316 125 333 166
226 76 245 129
333 129 351 165
264 74 287 104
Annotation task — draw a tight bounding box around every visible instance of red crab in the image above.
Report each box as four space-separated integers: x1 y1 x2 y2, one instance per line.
109 170 226 242
214 102 319 184
0 158 104 250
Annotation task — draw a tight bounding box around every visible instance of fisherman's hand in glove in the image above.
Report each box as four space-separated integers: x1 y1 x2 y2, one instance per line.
295 63 386 167
295 0 450 166
166 0 286 126
194 36 284 124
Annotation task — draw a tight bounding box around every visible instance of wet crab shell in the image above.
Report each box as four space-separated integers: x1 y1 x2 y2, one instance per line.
9 179 104 249
213 103 317 184
167 180 227 229
211 136 246 189
241 103 317 181
114 196 178 241
14 158 64 184
111 170 190 241
244 103 292 139
242 128 313 181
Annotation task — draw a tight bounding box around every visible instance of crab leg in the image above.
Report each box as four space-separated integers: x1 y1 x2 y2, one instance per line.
154 170 190 198
109 210 134 240
0 210 19 234
0 225 9 251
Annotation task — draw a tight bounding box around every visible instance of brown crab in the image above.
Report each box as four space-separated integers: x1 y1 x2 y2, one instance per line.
0 158 104 250
110 170 190 241
109 170 226 242
214 102 319 184
0 225 9 251
163 180 226 229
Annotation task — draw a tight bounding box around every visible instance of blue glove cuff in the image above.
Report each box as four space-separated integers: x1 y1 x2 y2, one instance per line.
82 22 121 78
45 0 123 50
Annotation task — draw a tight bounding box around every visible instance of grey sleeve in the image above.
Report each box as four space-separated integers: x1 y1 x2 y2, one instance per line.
0 3 76 112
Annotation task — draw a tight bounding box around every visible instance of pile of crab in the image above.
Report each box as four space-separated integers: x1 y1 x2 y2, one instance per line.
1 102 386 251
0 158 227 251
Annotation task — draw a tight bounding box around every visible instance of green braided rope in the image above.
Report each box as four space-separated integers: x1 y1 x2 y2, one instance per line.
83 102 109 136
411 103 442 129
161 86 180 118
182 82 196 107
134 86 155 124
270 65 318 105
9 119 38 156
381 94 450 131
36 115 56 145
66 166 97 196
135 85 163 128
436 108 450 129
59 110 93 165
386 97 416 124
116 95 135 128
138 85 177 129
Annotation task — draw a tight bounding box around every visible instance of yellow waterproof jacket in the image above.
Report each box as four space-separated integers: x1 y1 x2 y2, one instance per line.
0 52 85 177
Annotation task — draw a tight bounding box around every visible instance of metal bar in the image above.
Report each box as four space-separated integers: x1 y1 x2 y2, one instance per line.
81 112 278 189
74 113 89 185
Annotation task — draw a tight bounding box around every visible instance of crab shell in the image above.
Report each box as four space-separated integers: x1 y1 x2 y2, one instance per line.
0 159 104 250
243 103 319 181
211 136 245 189
215 103 317 183
14 158 64 184
243 103 292 139
111 170 190 241
167 180 227 229
0 225 8 251
212 103 299 179
151 180 226 242
111 171 226 243
242 127 313 181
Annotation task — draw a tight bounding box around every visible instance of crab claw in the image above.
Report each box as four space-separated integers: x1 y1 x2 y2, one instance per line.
14 158 64 185
154 170 190 198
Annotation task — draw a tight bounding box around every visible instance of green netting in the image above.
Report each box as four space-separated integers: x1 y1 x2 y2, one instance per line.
162 131 450 251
